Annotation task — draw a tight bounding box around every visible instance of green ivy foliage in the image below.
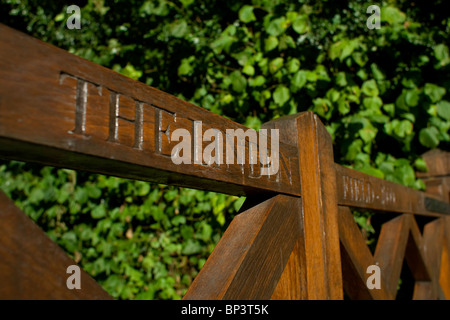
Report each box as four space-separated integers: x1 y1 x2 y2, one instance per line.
0 0 449 299
0 161 242 299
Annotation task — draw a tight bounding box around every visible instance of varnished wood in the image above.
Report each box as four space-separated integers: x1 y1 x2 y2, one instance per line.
338 205 450 300
338 206 391 299
416 149 450 178
0 23 299 198
265 112 343 300
1 22 448 216
183 195 301 300
412 218 444 299
418 149 450 203
440 217 450 299
0 23 449 301
374 214 423 297
335 164 450 216
271 239 307 300
0 191 111 300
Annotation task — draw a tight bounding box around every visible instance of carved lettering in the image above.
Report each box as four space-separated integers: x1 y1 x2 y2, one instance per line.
60 72 102 136
343 175 396 206
59 71 293 185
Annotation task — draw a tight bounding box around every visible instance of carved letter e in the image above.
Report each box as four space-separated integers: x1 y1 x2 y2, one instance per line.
66 265 81 290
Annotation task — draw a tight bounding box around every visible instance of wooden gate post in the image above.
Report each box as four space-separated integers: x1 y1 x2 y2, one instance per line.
263 112 343 300
416 150 450 298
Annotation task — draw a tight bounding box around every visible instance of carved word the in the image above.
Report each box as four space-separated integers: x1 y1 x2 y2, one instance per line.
59 72 289 181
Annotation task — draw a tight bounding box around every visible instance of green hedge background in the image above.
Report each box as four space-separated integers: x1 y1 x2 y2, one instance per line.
0 0 449 299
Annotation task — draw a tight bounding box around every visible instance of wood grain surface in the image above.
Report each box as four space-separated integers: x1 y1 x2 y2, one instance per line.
0 23 299 197
183 195 301 300
0 191 111 299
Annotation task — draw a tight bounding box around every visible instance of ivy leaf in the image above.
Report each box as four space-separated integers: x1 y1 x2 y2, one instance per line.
264 36 279 52
336 72 348 87
419 127 440 148
229 70 247 93
337 97 350 115
292 15 309 34
436 100 450 120
182 239 202 255
169 20 188 38
383 103 395 117
359 126 378 143
434 44 450 67
404 89 420 107
249 75 265 87
424 83 446 103
382 6 406 24
291 70 307 90
91 205 106 219
266 17 287 36
178 56 194 76
362 79 379 97
344 139 363 161
120 63 143 80
363 96 383 110
269 57 284 74
414 158 428 172
287 58 300 73
242 64 255 76
238 5 256 23
394 120 413 138
273 85 290 106
357 165 385 179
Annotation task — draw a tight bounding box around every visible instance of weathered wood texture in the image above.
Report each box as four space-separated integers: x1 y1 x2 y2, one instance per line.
417 149 450 202
338 206 391 299
0 24 449 300
265 112 342 300
338 204 450 300
0 23 299 198
0 191 111 300
336 164 449 216
183 195 302 299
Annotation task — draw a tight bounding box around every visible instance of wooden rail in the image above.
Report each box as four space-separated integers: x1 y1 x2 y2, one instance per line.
0 23 449 300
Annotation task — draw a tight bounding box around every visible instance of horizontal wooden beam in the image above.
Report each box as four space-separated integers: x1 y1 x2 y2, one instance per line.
0 24 448 216
0 24 300 197
0 191 111 299
335 164 450 217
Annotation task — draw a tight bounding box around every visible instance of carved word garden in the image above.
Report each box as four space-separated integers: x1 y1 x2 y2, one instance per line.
171 122 280 176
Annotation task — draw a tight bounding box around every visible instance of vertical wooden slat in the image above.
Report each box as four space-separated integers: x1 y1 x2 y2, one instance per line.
440 217 450 299
374 214 410 297
297 112 343 299
413 218 444 299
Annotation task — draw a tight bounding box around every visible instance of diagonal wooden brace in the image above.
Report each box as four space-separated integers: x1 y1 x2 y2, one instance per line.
183 194 302 299
0 190 111 299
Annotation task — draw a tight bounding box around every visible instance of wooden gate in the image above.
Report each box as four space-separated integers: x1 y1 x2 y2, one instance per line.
0 24 449 300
